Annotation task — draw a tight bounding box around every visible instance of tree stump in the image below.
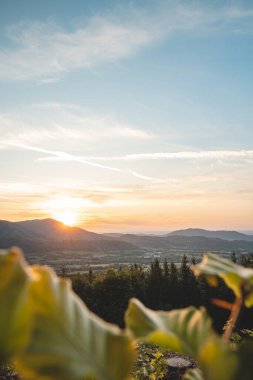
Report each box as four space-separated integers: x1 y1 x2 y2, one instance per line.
167 356 192 369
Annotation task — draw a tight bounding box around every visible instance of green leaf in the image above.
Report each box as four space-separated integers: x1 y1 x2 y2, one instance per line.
193 253 253 307
16 265 135 380
125 299 212 357
125 299 237 380
0 248 32 360
183 368 204 380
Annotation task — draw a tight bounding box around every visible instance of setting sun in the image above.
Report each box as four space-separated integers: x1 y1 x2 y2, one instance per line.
40 197 84 226
52 211 77 226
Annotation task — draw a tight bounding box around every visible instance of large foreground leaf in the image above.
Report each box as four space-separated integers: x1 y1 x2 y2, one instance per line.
16 265 135 380
193 253 253 307
125 299 237 380
183 368 204 380
0 248 32 359
126 299 211 356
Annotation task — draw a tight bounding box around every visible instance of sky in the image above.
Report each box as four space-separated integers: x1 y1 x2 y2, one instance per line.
0 0 253 233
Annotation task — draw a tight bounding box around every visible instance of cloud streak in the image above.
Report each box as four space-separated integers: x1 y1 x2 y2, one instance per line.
126 169 166 183
0 103 152 150
1 1 253 81
0 141 122 173
37 149 253 162
0 140 167 182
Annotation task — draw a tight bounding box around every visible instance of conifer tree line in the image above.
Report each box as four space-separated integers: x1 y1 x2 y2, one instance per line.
71 254 253 331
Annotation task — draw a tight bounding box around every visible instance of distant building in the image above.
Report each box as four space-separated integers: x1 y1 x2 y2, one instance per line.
143 252 161 259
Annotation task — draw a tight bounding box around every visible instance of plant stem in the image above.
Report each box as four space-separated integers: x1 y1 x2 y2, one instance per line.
222 296 243 341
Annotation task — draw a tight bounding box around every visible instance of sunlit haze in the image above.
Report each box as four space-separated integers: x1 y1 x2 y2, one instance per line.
1 1 253 233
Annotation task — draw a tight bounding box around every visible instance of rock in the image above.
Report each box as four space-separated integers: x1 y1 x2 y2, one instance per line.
167 357 192 369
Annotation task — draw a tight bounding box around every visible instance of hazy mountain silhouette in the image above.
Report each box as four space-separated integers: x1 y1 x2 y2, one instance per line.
167 228 253 241
0 219 136 253
16 218 102 240
0 218 102 241
118 229 253 250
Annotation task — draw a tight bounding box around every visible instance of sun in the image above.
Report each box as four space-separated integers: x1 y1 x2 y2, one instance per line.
43 197 83 227
52 211 77 226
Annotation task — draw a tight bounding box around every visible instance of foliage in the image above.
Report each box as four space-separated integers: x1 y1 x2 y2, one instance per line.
193 253 253 307
230 328 253 346
126 300 236 380
0 360 20 380
0 247 253 380
133 346 168 380
0 248 135 380
0 248 32 360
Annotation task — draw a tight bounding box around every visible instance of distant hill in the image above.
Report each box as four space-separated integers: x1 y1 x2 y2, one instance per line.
118 233 253 251
15 218 101 240
0 218 103 241
0 219 136 253
168 228 253 241
103 233 124 238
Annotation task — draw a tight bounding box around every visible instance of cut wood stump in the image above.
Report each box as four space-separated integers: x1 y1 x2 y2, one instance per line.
167 356 192 369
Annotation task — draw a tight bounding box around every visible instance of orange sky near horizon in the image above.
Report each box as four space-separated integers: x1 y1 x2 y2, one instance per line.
1 182 253 233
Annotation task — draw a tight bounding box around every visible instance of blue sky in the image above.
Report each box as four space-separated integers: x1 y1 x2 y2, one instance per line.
0 0 253 232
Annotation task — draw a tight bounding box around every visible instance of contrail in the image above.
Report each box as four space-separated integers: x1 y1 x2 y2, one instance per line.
1 141 166 182
37 149 253 161
126 169 166 183
0 141 122 173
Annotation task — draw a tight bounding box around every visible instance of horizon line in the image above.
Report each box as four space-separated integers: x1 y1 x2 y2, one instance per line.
1 217 253 235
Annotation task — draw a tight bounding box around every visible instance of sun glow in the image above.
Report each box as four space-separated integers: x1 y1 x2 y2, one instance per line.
41 197 85 226
52 211 77 226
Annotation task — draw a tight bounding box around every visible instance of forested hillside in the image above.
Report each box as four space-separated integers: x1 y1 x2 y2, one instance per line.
72 254 253 331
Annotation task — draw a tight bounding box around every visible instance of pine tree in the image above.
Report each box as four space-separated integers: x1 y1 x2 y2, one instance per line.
230 251 237 263
179 255 195 307
130 264 146 302
169 262 179 307
161 259 171 309
147 258 163 309
88 267 94 284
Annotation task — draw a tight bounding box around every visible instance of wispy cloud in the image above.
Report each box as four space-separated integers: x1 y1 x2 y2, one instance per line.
0 103 152 149
0 15 155 81
1 1 253 81
115 150 253 161
0 141 122 173
0 140 169 183
0 103 163 182
3 135 253 185
126 169 166 183
37 149 253 162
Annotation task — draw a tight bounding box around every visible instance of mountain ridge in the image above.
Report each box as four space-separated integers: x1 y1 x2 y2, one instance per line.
1 219 253 253
0 218 136 253
167 228 253 241
0 218 101 241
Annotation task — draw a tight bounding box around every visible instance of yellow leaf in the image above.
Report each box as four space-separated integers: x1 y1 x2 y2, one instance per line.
16 266 135 380
125 298 237 380
0 248 33 360
193 253 253 307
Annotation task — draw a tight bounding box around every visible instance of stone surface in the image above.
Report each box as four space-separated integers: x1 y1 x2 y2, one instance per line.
167 357 192 368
